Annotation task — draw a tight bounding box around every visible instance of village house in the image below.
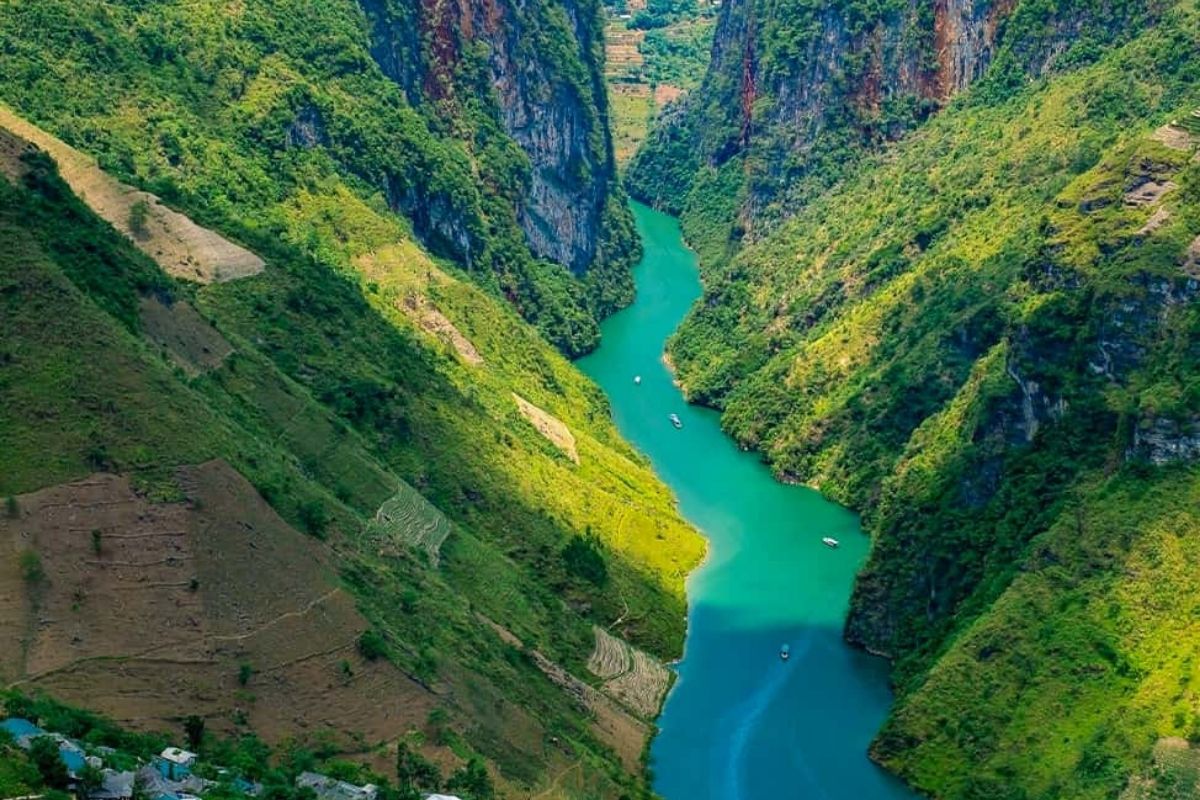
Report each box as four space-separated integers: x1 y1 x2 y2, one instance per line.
155 747 199 781
295 772 378 800
1 718 88 777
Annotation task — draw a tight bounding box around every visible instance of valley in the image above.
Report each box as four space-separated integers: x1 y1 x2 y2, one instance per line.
1 0 1199 798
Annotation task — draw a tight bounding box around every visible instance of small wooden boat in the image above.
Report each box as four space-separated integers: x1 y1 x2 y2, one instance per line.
822 537 840 549
668 413 683 429
780 644 790 661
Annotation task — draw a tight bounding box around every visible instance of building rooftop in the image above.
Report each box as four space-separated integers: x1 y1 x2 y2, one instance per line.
159 747 199 766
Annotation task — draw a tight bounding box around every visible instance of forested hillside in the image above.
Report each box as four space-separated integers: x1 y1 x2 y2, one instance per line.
0 0 638 355
0 1 707 796
628 0 1200 796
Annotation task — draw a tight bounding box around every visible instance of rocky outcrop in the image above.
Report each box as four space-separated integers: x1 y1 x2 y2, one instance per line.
360 0 619 276
1131 416 1200 465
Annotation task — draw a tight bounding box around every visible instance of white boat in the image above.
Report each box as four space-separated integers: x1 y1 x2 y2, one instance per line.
668 413 683 429
634 375 642 385
822 537 840 549
780 643 790 661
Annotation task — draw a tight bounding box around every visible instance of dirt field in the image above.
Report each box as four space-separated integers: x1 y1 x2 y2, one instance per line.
513 394 579 464
0 106 264 284
139 296 234 376
1120 737 1200 799
0 461 434 747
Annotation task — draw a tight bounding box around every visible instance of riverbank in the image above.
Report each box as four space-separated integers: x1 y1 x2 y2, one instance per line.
578 203 916 800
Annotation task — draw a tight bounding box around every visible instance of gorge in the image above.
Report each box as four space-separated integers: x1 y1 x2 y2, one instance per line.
0 0 1198 798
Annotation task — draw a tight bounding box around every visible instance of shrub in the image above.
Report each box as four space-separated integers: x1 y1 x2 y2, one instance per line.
19 550 44 583
562 535 608 586
357 630 386 661
128 200 150 239
28 737 69 789
237 663 254 686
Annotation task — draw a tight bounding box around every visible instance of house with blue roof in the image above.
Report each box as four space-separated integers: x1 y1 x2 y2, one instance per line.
1 718 89 777
0 717 44 741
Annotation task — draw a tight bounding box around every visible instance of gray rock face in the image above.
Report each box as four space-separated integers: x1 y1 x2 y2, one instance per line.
1132 416 1200 465
359 0 616 275
285 105 327 150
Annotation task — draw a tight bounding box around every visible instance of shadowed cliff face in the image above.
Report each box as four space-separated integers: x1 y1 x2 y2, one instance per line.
361 0 617 276
629 0 1150 233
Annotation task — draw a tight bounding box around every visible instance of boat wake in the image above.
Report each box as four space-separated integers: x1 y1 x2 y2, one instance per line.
718 633 825 800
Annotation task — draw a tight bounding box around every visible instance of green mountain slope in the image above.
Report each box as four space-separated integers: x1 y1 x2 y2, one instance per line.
0 0 638 355
631 0 1200 796
0 24 702 798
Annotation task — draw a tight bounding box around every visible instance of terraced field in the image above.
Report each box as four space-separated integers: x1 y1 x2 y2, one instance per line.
365 483 454 565
605 24 644 81
586 625 672 718
475 615 648 770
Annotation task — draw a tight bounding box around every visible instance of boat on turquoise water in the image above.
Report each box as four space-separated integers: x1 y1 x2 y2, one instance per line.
780 644 790 661
822 537 840 548
669 413 683 429
634 375 642 385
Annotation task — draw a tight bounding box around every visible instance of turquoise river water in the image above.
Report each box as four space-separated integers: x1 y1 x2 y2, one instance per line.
578 203 918 800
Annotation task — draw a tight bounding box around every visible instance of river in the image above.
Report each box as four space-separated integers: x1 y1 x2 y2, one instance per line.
577 203 917 800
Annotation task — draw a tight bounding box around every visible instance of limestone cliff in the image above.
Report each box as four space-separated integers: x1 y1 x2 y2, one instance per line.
629 0 1151 235
360 0 635 301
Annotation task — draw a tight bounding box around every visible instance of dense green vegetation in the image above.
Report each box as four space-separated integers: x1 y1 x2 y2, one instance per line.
0 16 701 789
0 0 637 355
636 0 1200 795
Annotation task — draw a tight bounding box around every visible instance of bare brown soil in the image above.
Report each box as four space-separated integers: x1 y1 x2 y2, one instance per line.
654 84 684 105
139 296 235 376
403 296 483 366
0 106 264 284
1150 123 1198 152
1123 178 1177 207
1120 737 1200 799
1137 206 1171 236
513 394 579 464
0 461 434 746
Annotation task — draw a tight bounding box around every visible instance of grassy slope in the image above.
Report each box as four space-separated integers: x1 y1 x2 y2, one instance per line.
0 0 634 356
0 97 699 800
655 2 1200 797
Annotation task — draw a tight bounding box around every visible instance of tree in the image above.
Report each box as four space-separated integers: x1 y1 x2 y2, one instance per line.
28 737 69 790
78 764 105 799
237 663 254 686
395 742 440 796
128 200 151 239
357 630 386 661
562 535 608 586
445 758 493 800
183 715 205 750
